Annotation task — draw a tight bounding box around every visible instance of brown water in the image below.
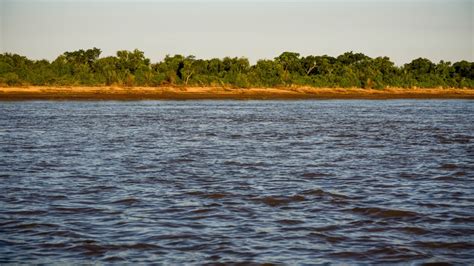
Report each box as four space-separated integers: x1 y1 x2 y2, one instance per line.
0 100 473 264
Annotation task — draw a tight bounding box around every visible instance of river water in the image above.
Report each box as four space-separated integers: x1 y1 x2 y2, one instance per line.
0 100 473 264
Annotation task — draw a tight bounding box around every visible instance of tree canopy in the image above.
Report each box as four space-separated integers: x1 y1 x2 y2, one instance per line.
1 48 473 88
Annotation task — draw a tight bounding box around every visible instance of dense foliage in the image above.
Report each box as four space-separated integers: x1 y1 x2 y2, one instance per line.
1 48 473 88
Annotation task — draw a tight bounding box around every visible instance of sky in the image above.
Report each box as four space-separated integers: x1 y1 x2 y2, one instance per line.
0 0 472 65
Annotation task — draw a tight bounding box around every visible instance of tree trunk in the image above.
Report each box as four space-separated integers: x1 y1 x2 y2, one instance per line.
185 71 194 85
306 62 317 75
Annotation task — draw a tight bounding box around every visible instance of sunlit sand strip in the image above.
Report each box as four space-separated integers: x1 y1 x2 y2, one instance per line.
1 86 473 100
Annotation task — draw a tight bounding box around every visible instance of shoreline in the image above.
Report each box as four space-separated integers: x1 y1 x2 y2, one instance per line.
1 86 474 100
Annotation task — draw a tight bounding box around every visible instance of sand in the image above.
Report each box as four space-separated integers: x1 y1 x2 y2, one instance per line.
1 86 473 100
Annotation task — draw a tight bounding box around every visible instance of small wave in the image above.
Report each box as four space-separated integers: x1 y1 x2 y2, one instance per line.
32 230 85 238
144 233 197 242
256 195 306 207
40 242 69 249
276 219 304 225
204 193 228 199
329 251 367 260
52 207 105 214
331 133 359 138
350 207 420 219
312 225 340 232
436 135 471 144
399 172 417 179
309 232 349 243
302 188 350 200
190 208 215 214
439 163 458 170
186 191 230 199
223 160 267 167
0 220 18 227
418 262 453 266
68 242 161 256
366 246 428 262
8 222 59 230
67 243 107 256
167 158 195 163
301 172 331 178
413 241 474 250
230 134 243 139
103 256 127 262
398 226 430 235
3 210 48 216
453 171 466 176
80 186 117 194
450 216 474 223
112 198 141 205
46 194 68 200
434 175 460 181
124 243 161 250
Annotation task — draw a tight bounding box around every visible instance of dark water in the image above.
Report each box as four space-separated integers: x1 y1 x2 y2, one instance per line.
0 100 473 264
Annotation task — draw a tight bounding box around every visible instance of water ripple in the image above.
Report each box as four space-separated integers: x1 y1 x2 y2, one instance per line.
0 100 473 264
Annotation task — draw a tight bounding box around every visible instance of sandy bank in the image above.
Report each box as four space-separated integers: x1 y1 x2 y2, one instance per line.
1 86 473 100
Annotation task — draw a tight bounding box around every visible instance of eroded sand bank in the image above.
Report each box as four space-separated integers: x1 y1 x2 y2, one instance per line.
1 86 473 100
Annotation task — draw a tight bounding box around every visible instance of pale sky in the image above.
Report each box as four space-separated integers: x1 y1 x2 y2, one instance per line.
0 0 473 65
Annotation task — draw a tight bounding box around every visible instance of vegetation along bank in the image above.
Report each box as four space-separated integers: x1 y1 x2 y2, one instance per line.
1 48 473 89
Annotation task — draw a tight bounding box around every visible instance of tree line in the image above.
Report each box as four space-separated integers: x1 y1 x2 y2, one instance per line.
1 48 473 88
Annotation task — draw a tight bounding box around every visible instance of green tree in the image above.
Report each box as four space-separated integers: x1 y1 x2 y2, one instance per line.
0 49 473 88
337 51 370 65
250 60 284 87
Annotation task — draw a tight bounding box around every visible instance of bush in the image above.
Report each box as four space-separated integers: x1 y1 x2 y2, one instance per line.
0 72 22 86
0 50 472 88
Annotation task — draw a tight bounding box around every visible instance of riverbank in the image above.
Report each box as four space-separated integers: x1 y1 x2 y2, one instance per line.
1 86 473 100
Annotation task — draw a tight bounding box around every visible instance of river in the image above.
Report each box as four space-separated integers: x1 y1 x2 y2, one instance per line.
1 100 473 264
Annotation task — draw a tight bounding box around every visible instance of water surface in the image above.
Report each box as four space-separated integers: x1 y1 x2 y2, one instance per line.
0 100 473 264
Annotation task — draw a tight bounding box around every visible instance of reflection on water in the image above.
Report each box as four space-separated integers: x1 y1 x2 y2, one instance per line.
0 100 473 264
